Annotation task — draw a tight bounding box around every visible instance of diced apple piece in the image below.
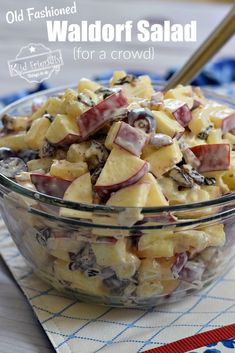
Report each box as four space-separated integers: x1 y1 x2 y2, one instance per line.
50 159 88 181
95 146 149 196
59 173 92 219
27 158 53 172
145 140 183 178
77 90 128 139
106 182 150 208
162 99 192 127
25 117 51 150
111 121 147 156
92 239 140 279
104 121 121 150
77 78 101 93
139 173 169 206
152 111 185 139
54 259 107 295
221 112 235 134
66 142 90 162
116 75 155 100
188 107 212 135
190 144 230 172
172 104 192 127
30 173 71 198
207 129 223 144
0 133 28 151
46 114 80 146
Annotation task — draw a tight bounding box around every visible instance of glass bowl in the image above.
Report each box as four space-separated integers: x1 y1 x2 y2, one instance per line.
0 83 235 308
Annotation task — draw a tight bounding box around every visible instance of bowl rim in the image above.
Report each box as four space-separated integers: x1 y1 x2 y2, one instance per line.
0 81 235 215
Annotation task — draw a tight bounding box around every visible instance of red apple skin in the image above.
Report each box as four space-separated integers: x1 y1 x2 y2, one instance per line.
191 100 202 111
30 174 71 198
51 133 81 147
190 144 230 172
173 130 185 140
114 122 147 157
77 90 128 139
222 112 235 134
143 212 177 223
95 161 149 197
172 104 192 127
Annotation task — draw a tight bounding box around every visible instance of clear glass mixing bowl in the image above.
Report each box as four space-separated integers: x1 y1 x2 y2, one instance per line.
0 83 235 308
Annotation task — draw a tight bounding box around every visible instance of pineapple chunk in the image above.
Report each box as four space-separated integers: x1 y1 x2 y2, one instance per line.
145 140 183 178
152 110 184 138
136 279 163 297
47 238 84 262
106 182 150 208
138 258 174 282
162 279 180 295
138 259 162 282
2 115 30 132
77 78 101 93
202 224 225 248
59 173 92 219
61 88 88 118
27 158 53 172
188 107 212 135
0 133 28 151
25 117 51 150
104 121 121 150
92 239 140 279
138 173 168 206
50 159 88 181
138 233 175 258
164 84 194 109
30 97 62 121
203 171 229 193
111 74 155 100
109 71 127 86
222 152 235 190
67 142 90 162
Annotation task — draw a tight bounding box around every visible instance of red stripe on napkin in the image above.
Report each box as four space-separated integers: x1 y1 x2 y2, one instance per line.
142 323 235 353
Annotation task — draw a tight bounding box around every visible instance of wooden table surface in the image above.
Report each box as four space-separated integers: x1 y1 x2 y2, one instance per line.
0 1 234 352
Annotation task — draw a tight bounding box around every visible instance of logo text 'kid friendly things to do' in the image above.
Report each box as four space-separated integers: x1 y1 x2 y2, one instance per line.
8 44 63 83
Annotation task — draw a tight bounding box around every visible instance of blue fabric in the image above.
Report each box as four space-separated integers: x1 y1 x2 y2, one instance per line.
0 58 235 107
0 82 50 106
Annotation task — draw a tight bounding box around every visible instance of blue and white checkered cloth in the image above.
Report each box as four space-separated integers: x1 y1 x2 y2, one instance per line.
0 219 235 353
